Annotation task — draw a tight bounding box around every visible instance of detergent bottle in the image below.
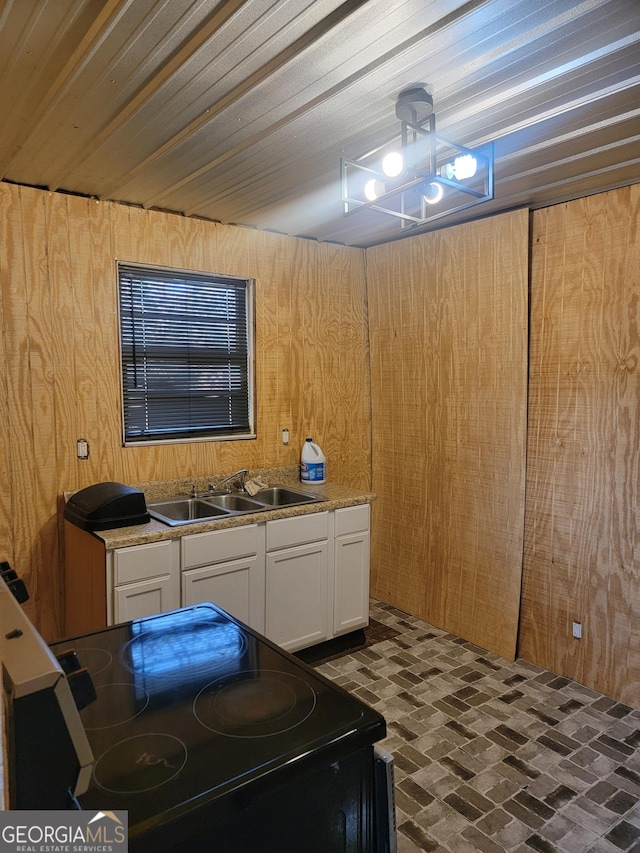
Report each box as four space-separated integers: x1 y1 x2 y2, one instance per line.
300 438 326 484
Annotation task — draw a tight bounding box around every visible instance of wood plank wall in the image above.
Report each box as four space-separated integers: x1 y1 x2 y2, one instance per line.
0 183 370 641
519 186 640 707
366 209 529 661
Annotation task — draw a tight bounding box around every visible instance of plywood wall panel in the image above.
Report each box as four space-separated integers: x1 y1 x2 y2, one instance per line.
0 185 12 561
29 193 68 639
6 187 48 629
0 183 368 639
520 186 640 706
290 237 318 445
318 242 371 490
88 199 121 482
367 209 529 661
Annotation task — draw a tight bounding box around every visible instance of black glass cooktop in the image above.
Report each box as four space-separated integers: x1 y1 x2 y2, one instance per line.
50 604 385 836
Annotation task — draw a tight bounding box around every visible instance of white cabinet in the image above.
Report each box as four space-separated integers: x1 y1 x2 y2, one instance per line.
110 540 180 624
266 542 329 651
114 575 178 623
182 558 259 626
264 512 329 652
265 512 329 552
333 505 370 636
181 524 264 631
89 502 371 653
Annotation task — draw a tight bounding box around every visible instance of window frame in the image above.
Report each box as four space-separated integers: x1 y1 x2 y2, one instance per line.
117 260 256 447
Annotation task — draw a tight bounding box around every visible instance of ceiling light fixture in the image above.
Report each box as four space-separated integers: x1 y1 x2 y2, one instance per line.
341 87 494 231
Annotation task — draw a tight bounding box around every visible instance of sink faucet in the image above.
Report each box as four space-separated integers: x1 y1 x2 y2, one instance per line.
208 468 249 494
190 469 249 498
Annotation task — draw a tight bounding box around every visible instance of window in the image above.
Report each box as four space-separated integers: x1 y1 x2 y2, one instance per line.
118 262 254 445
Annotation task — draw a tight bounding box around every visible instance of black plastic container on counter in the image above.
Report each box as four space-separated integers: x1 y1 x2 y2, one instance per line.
64 481 149 531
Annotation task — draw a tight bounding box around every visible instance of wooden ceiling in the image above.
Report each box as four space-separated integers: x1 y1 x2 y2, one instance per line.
1 0 638 247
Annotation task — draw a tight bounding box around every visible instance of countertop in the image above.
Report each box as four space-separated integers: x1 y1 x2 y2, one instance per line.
90 469 376 549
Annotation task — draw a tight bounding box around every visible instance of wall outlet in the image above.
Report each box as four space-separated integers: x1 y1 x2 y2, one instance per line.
77 438 89 459
282 429 289 445
572 620 582 639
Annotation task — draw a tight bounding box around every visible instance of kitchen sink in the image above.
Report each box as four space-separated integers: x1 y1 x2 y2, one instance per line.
147 485 325 526
147 498 230 527
252 486 324 507
203 493 265 513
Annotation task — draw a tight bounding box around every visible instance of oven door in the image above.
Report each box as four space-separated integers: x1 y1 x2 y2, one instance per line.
0 570 94 809
374 745 398 853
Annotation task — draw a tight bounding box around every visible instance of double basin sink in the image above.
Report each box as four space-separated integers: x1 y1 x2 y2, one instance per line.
148 486 325 527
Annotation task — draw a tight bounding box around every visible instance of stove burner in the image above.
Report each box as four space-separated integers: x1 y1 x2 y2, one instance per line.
81 683 149 730
93 733 188 794
216 679 297 724
75 647 112 676
194 669 317 738
121 612 248 685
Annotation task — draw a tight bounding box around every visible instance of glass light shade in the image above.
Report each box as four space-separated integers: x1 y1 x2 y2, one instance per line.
364 179 386 201
381 151 404 178
423 182 444 205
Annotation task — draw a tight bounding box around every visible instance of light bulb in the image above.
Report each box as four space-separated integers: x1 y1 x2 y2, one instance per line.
444 154 477 181
364 179 385 201
381 151 403 178
423 182 444 205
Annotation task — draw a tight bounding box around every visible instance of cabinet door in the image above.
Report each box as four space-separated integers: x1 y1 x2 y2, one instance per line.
114 575 179 624
182 556 263 630
265 542 329 652
334 531 370 635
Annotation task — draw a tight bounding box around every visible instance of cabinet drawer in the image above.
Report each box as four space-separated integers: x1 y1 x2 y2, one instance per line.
183 524 258 569
266 511 328 551
335 504 370 537
113 540 176 585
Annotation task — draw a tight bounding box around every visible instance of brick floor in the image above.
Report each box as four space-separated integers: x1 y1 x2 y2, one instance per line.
316 601 640 853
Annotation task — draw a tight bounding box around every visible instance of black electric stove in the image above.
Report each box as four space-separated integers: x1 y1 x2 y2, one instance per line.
48 603 390 852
